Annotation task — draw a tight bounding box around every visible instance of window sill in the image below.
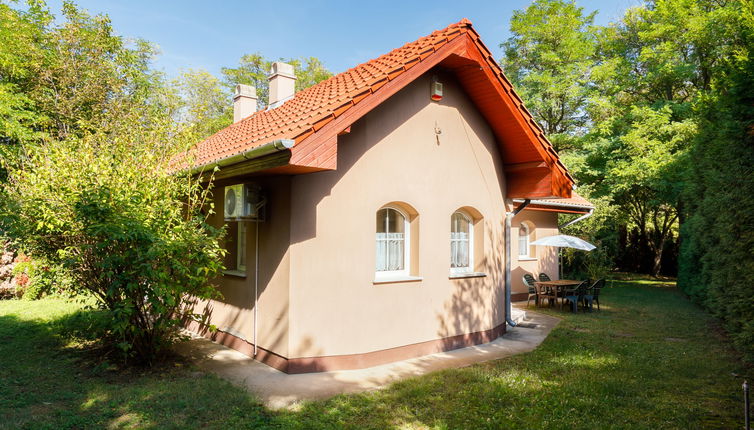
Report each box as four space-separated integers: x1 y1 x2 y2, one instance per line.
373 275 423 284
449 272 487 279
223 270 247 278
518 257 538 262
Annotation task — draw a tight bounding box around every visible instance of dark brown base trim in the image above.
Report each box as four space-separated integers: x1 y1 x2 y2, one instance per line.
184 320 290 372
511 292 529 302
185 320 507 374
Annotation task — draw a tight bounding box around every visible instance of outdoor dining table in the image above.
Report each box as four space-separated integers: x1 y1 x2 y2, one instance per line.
535 279 583 309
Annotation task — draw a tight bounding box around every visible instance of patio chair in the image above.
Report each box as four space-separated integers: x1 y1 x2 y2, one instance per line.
538 273 552 282
523 274 539 308
582 279 605 311
561 280 588 313
527 273 557 307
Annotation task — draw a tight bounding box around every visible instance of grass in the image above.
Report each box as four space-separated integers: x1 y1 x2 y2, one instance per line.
0 276 749 429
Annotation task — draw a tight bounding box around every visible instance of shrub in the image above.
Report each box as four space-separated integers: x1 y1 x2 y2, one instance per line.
3 125 226 364
11 255 71 300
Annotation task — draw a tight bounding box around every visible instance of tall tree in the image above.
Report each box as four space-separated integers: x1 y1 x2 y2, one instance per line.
0 0 163 183
501 0 597 152
577 0 737 275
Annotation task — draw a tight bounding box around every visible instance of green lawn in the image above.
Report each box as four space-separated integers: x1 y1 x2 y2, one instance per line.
0 277 748 429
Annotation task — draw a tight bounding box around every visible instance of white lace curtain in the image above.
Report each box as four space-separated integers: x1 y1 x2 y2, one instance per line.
450 231 470 268
375 233 404 271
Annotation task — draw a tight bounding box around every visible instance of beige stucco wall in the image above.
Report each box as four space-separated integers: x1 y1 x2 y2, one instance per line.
287 72 508 359
511 209 560 295
196 176 292 357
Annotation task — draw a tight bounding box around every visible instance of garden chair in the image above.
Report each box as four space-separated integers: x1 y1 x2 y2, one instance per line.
582 279 605 311
523 273 539 308
524 273 557 306
538 273 551 282
561 280 588 313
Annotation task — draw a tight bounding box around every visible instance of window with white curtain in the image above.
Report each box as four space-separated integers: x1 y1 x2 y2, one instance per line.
518 222 530 258
450 211 473 273
375 207 409 276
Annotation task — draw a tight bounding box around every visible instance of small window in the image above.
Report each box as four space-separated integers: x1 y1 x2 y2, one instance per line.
237 222 247 272
224 221 247 275
450 211 473 273
518 221 536 259
375 207 409 277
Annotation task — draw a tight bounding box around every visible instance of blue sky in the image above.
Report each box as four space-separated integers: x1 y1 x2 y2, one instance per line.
45 0 642 79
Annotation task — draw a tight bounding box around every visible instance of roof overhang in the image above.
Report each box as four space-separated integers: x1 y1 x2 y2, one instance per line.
186 20 574 199
512 196 594 215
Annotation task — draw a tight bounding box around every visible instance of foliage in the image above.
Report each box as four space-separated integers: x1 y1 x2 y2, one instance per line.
1 281 746 428
3 115 226 363
678 0 754 362
0 0 161 182
11 254 71 300
221 53 333 109
559 186 619 279
501 0 597 152
505 0 743 277
171 69 233 141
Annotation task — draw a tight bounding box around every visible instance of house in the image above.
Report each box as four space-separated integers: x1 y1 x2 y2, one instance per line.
183 19 592 374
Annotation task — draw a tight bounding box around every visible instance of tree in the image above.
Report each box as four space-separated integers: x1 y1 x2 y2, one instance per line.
678 0 754 361
0 0 161 183
171 69 232 141
0 0 225 364
501 0 597 152
221 53 332 109
573 0 738 275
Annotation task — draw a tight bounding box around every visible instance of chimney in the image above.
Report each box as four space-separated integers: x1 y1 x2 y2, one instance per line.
268 62 296 108
233 84 257 123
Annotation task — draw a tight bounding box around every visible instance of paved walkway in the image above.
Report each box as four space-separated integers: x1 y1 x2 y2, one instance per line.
175 307 559 410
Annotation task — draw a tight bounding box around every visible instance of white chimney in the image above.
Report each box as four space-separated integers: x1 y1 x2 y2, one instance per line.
268 62 296 108
233 84 257 123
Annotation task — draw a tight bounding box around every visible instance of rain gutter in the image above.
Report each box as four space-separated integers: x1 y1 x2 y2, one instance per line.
559 208 594 230
188 139 295 176
505 199 530 327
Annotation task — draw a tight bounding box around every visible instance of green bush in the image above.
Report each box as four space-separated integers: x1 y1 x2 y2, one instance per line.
678 6 754 362
11 256 71 300
3 125 226 364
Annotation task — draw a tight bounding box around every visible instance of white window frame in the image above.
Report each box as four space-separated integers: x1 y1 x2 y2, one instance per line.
450 211 474 274
518 222 530 259
374 206 410 280
237 221 247 272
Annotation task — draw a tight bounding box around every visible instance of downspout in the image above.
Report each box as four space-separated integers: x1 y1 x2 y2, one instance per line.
558 208 594 230
254 221 259 356
505 199 530 327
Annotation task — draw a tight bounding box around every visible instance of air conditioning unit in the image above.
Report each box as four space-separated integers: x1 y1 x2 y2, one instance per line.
224 183 266 221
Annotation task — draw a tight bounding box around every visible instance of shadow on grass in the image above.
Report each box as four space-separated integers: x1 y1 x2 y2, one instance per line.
0 282 749 429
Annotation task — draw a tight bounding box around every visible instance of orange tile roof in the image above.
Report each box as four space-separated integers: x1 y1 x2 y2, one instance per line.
186 20 475 167
182 19 575 198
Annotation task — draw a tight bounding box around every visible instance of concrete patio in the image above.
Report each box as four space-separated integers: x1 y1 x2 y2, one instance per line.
175 306 559 410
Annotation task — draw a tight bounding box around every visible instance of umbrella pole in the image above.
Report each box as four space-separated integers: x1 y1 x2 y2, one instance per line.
559 247 562 279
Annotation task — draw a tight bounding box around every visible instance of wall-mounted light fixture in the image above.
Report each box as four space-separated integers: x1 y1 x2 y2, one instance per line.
431 75 443 101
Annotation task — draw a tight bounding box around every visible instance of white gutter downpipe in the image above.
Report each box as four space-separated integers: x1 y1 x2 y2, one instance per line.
559 208 594 230
505 199 530 327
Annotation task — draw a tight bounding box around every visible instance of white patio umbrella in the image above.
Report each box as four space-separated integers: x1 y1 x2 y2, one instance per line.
530 234 596 278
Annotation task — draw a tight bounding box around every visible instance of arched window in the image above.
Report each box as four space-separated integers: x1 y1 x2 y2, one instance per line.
375 207 409 276
518 221 535 259
450 211 473 273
